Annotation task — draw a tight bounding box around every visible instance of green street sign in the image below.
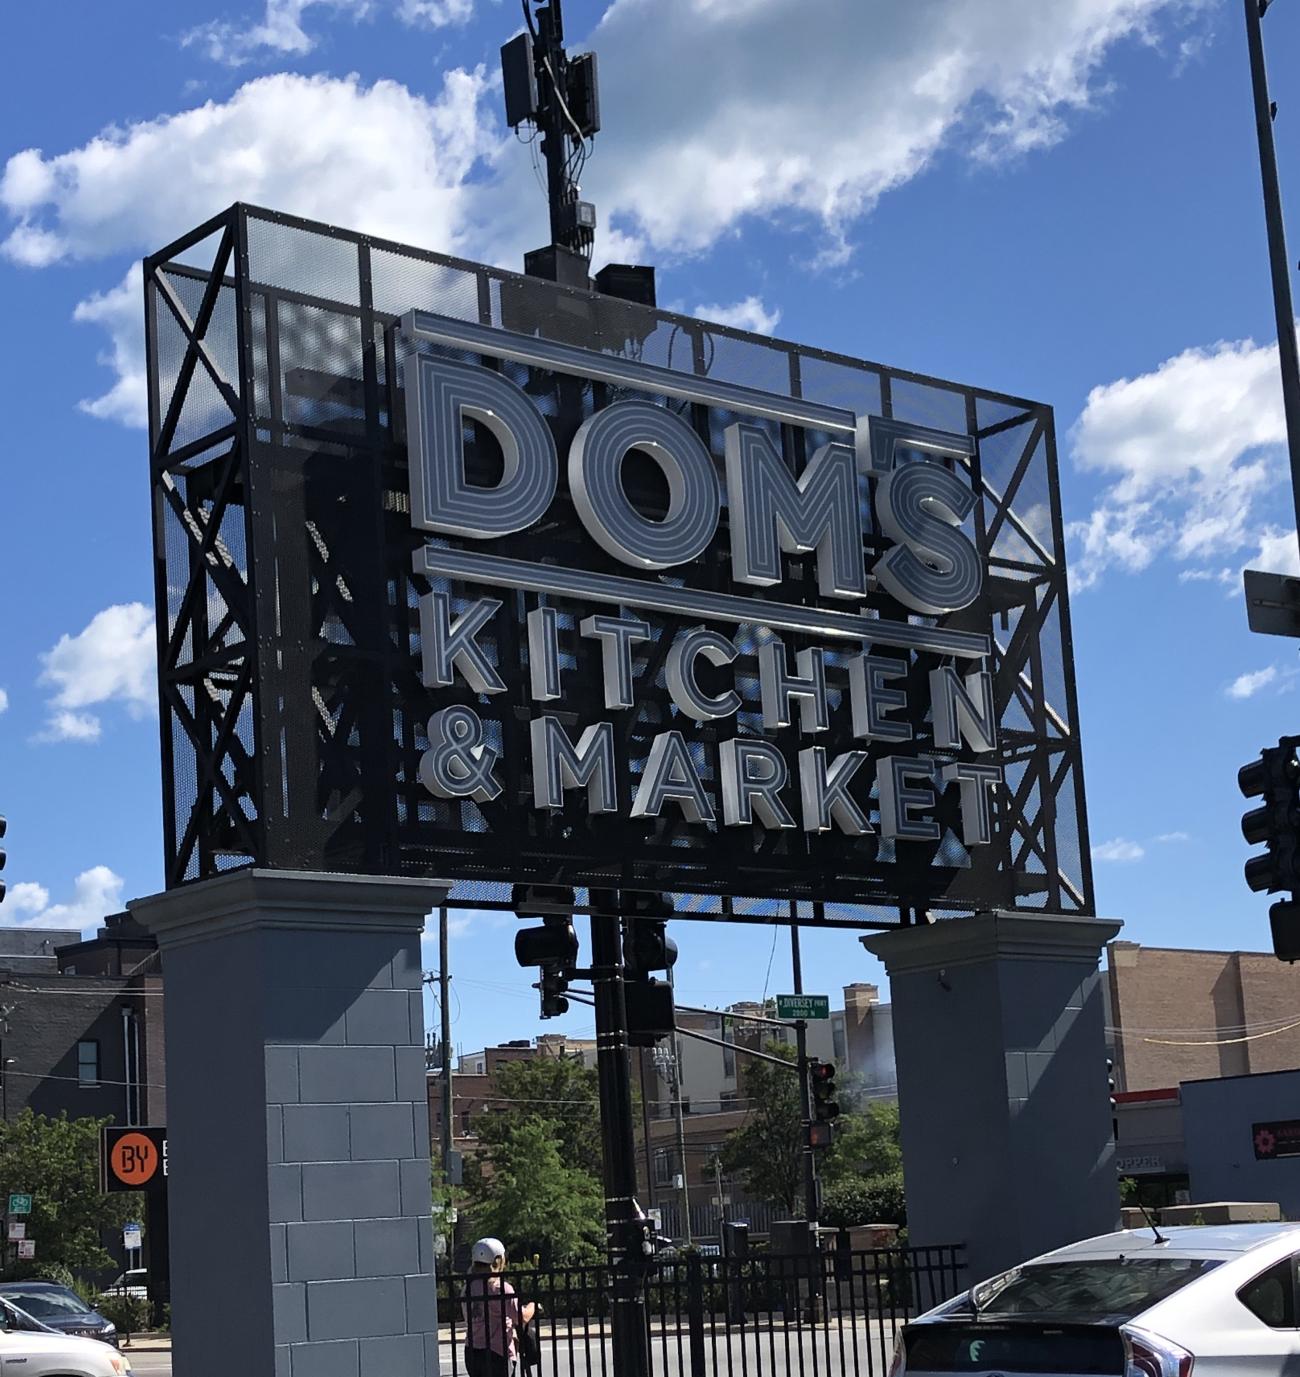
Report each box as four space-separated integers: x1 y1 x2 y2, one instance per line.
7 1194 32 1216
776 994 830 1021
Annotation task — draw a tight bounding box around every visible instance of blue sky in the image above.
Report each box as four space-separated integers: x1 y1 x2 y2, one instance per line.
2 0 1299 1059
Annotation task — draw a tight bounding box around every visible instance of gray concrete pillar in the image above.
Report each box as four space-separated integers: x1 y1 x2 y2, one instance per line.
131 869 446 1377
862 911 1122 1289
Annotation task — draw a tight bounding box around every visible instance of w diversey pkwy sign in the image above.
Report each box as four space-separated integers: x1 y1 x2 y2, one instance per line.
401 309 1012 911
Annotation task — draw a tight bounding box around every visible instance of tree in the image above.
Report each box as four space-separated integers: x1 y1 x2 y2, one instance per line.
464 1053 605 1265
718 1042 805 1216
0 1112 135 1279
467 1120 604 1266
821 1100 902 1189
820 1171 906 1229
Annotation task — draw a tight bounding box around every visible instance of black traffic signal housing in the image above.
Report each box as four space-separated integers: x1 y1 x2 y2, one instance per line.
623 890 677 1047
809 1059 840 1126
1239 739 1300 896
513 884 578 1018
1107 1057 1118 1141
0 815 6 904
1270 899 1300 963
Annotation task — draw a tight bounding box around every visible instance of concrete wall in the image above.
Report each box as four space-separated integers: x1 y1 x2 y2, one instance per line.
1183 1069 1300 1218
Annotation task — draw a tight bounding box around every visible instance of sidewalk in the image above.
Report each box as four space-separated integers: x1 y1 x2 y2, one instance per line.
122 1334 171 1352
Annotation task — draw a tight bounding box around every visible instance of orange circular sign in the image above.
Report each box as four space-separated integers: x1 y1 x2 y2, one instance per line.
110 1133 160 1188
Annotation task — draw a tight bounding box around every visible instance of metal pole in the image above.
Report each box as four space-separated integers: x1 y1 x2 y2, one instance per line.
668 964 693 1243
790 926 818 1225
590 894 651 1377
439 907 453 1183
637 1047 655 1214
1244 0 1300 559
537 0 571 249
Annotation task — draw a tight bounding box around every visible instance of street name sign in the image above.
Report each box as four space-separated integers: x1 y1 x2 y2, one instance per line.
776 994 830 1020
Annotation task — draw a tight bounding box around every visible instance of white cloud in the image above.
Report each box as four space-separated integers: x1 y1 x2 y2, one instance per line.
1092 837 1145 863
183 0 473 66
0 688 8 714
1154 831 1190 844
0 70 495 269
692 296 781 336
583 0 1210 258
2 867 124 931
1069 331 1292 589
3 2 1208 422
1227 666 1278 701
37 603 155 743
73 264 147 428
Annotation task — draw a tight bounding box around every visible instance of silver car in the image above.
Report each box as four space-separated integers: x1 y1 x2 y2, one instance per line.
891 1222 1300 1375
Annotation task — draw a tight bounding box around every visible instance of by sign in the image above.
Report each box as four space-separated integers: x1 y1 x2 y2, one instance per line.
101 1126 168 1193
776 994 830 1021
6 1194 31 1216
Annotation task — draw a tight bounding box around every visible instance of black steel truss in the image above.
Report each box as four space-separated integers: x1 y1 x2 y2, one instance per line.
145 203 1094 924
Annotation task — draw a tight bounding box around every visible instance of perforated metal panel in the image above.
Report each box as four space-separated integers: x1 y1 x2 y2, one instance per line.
145 204 1093 925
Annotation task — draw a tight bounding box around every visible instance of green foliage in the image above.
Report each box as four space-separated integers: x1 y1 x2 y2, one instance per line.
0 1112 134 1279
94 1291 151 1336
718 1042 804 1216
819 1170 907 1228
821 1101 903 1189
466 1120 604 1266
465 1054 605 1265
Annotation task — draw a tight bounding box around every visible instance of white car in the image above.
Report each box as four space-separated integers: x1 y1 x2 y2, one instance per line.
0 1308 133 1377
892 1221 1300 1375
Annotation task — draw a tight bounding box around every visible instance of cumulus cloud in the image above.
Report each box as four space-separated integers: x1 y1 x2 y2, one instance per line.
0 688 8 714
73 264 146 427
184 0 473 66
692 296 781 336
2 1 1207 421
1069 331 1292 589
2 867 124 931
37 603 155 743
1092 837 1145 863
1154 831 1190 844
1226 666 1278 701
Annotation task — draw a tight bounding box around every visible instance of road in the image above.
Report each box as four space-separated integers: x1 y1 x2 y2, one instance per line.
123 1350 170 1375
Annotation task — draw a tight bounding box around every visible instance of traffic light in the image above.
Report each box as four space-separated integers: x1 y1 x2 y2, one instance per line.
809 1059 840 1126
1270 900 1300 963
1239 739 1300 895
0 816 6 905
623 890 677 1046
513 884 578 1018
1107 1057 1118 1141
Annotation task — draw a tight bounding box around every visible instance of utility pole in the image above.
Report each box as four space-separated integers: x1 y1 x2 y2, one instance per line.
439 907 453 1184
1242 0 1300 634
589 891 651 1377
637 1047 655 1215
667 964 692 1243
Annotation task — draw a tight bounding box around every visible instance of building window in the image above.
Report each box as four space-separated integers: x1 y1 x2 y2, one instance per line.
654 1148 674 1185
722 1018 735 1078
77 1041 99 1087
460 1111 472 1133
832 1024 846 1062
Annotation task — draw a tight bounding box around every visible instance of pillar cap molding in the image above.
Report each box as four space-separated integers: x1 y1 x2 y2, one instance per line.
861 910 1123 974
130 867 449 950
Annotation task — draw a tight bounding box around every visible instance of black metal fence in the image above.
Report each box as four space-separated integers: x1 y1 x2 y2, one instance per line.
437 1245 965 1375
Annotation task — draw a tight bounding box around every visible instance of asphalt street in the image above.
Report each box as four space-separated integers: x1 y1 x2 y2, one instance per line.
123 1350 170 1375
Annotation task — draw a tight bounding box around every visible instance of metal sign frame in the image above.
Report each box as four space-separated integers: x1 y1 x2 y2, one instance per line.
143 203 1093 926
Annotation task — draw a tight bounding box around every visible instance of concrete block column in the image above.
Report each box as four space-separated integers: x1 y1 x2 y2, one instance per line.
131 869 446 1377
862 911 1123 1289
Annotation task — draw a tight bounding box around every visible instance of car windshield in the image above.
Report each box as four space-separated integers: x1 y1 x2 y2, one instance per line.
974 1257 1221 1322
1 1288 91 1319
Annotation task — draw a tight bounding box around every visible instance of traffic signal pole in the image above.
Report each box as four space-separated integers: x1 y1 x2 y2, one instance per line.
1244 0 1300 557
790 926 819 1227
590 894 651 1377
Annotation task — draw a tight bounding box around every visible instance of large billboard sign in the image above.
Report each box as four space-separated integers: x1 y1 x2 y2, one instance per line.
144 204 1092 925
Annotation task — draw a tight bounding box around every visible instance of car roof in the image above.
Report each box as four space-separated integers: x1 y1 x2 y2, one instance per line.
0 1283 66 1291
1033 1223 1300 1262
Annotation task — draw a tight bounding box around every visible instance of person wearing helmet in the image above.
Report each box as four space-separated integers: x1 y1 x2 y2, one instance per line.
462 1237 536 1375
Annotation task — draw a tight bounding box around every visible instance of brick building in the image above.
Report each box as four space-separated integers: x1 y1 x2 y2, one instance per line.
0 913 164 1127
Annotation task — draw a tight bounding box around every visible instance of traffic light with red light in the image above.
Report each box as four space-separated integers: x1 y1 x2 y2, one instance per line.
809 1059 840 1126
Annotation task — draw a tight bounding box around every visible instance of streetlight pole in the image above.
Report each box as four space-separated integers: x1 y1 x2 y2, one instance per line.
1245 0 1300 554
